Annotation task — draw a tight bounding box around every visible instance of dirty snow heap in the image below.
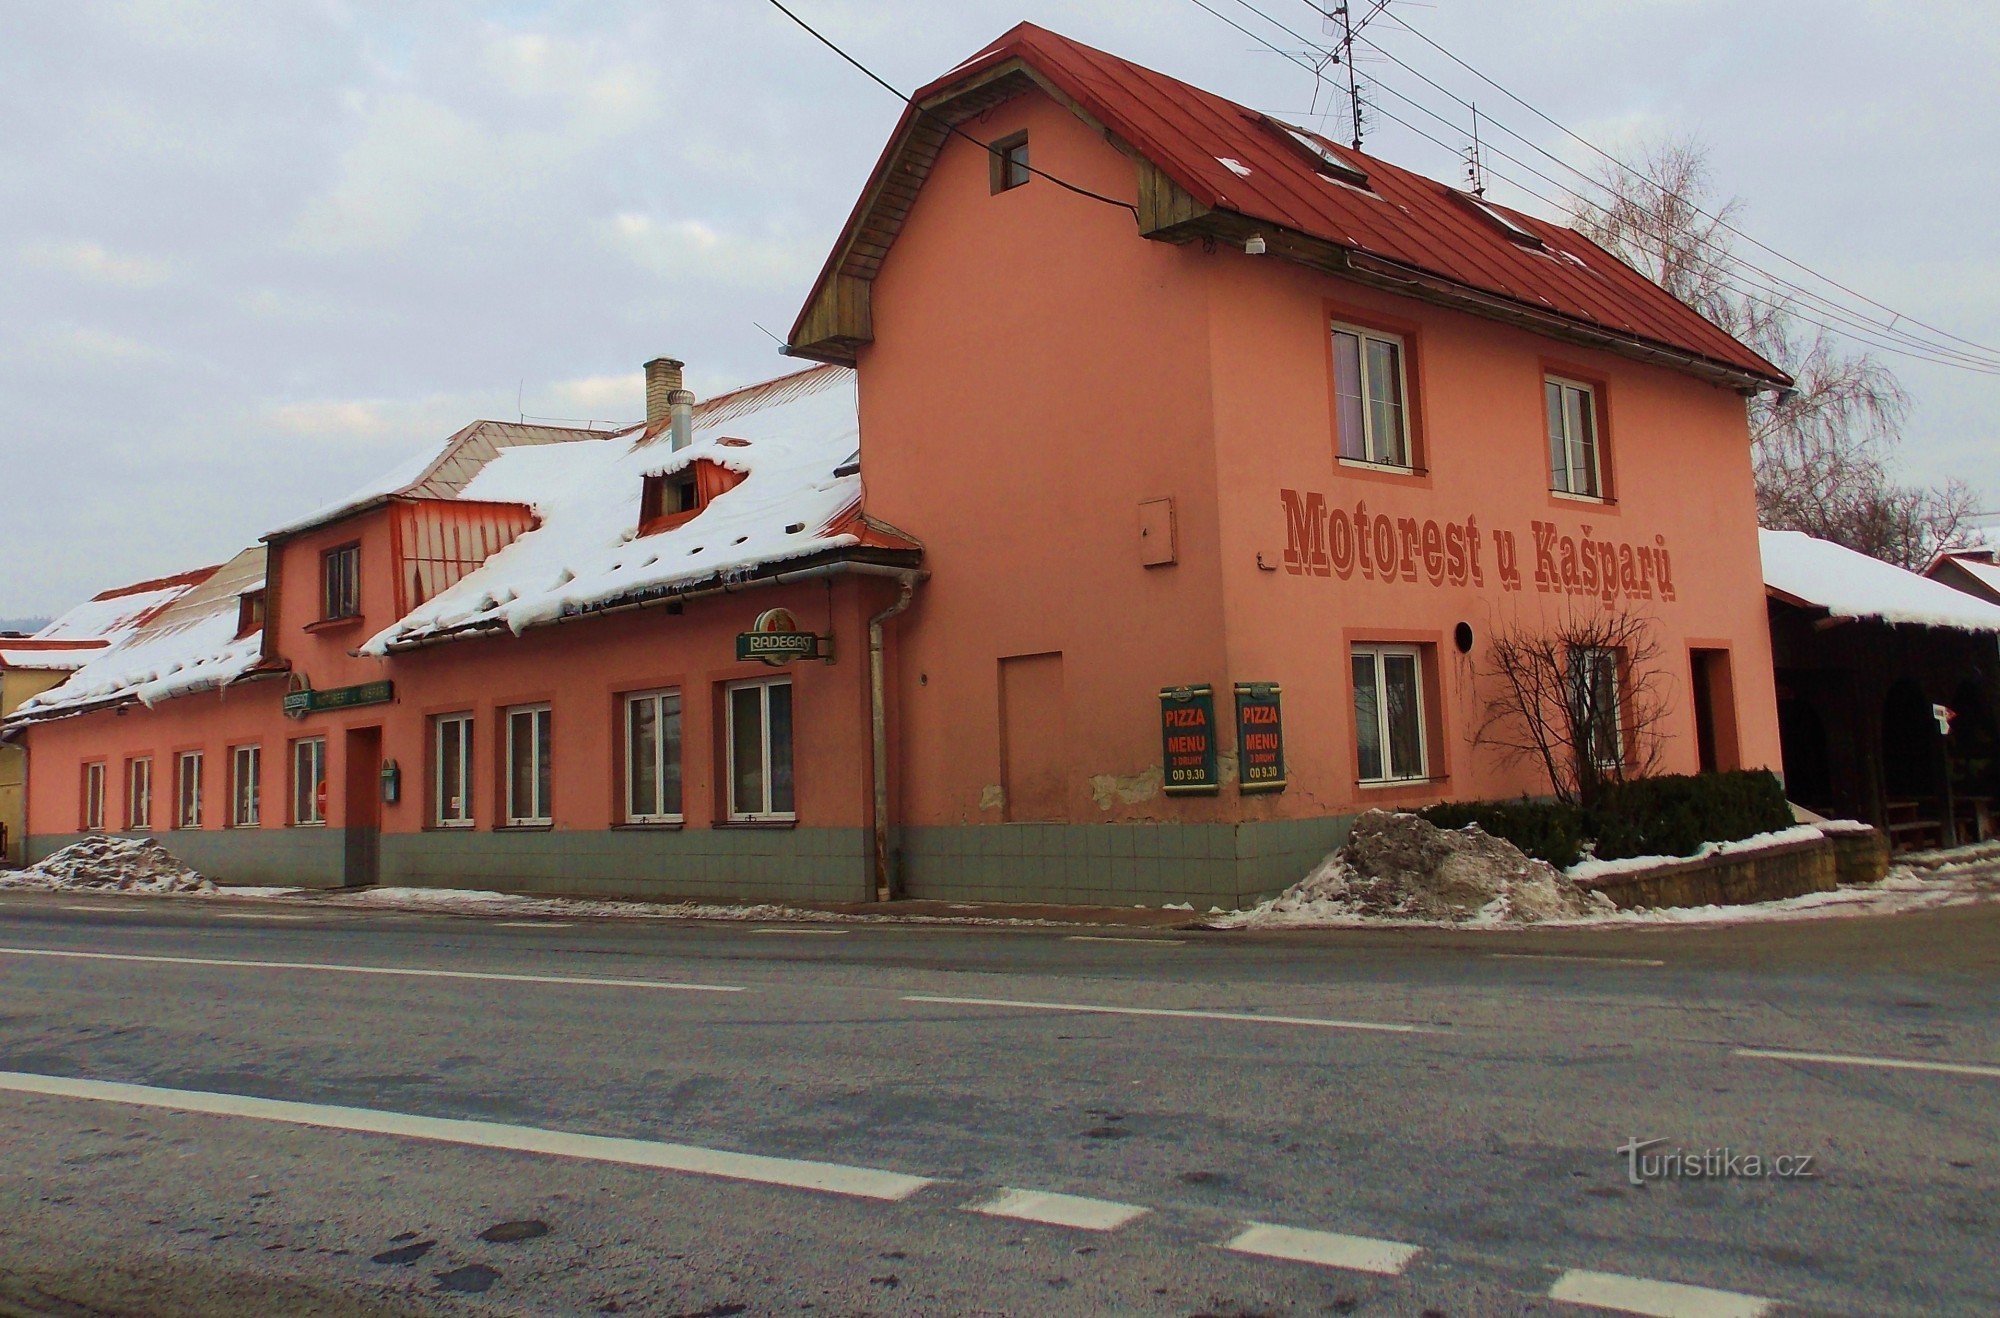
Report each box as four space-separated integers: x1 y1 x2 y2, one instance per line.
5 836 214 894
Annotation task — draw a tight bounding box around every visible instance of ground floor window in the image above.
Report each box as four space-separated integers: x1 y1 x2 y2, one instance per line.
1571 645 1625 769
506 704 552 825
292 738 326 825
1352 645 1429 784
728 679 794 820
82 762 106 832
231 745 262 827
624 689 683 823
176 751 203 829
434 714 474 827
127 757 152 831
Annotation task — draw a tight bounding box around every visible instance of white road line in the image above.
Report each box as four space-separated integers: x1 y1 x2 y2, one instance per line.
968 1188 1149 1231
0 947 744 994
213 913 312 921
1734 1047 2000 1080
0 1071 928 1202
1222 1223 1421 1275
902 994 1442 1035
59 904 142 914
1549 1268 1771 1317
1065 935 1187 946
750 928 849 936
493 921 574 929
1488 953 1664 967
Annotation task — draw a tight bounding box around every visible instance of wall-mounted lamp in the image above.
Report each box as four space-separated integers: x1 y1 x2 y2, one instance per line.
1244 234 1268 255
380 759 401 805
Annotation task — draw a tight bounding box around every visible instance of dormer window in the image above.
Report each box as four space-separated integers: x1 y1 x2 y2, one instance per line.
990 131 1030 193
1265 118 1369 188
236 588 267 640
640 460 746 536
1453 190 1546 250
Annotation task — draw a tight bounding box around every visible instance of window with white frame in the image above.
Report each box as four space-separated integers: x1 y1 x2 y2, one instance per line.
83 762 106 832
1333 325 1411 468
506 704 553 825
231 745 261 827
127 757 152 831
1570 646 1625 769
1546 377 1603 498
1352 645 1429 784
434 714 474 828
728 680 795 821
175 751 203 829
624 690 683 823
322 543 360 619
292 738 326 825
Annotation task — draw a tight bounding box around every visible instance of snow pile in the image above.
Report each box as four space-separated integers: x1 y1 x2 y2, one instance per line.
1214 810 1613 929
5 836 214 894
1761 529 2000 631
1566 823 1827 882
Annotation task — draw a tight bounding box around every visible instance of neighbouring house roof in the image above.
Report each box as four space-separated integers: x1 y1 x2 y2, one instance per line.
790 21 1790 390
1761 530 2000 633
1926 548 2000 603
1 566 218 673
6 548 270 726
364 364 918 653
0 638 110 671
266 419 614 541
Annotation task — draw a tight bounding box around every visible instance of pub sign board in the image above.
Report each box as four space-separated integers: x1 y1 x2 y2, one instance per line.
283 680 395 718
1234 682 1286 793
1160 684 1220 795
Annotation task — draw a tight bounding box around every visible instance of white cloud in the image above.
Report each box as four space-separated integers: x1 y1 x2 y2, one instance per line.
546 371 643 417
599 212 817 288
19 240 172 288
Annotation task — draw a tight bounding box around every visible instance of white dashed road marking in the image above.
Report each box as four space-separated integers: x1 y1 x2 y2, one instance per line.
1488 953 1665 967
1549 1268 1771 1317
493 921 574 929
1222 1223 1421 1275
59 905 142 914
903 994 1442 1034
0 947 744 994
751 928 849 936
213 913 312 921
0 1071 927 1201
968 1188 1150 1231
1734 1046 2000 1080
1065 935 1187 945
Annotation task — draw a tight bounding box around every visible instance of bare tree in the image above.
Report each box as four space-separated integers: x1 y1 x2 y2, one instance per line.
1567 138 1971 568
1476 610 1673 808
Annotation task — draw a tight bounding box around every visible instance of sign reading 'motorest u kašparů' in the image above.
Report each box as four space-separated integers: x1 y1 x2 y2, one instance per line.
282 680 394 717
1234 682 1286 793
1159 684 1219 795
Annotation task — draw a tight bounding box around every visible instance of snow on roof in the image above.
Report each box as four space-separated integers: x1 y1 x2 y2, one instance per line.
32 569 214 646
364 365 883 652
0 640 109 671
8 548 269 724
1932 550 2000 595
1761 530 2000 633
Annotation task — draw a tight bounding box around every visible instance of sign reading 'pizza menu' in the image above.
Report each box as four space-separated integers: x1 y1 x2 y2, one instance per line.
1159 684 1219 795
1234 682 1286 793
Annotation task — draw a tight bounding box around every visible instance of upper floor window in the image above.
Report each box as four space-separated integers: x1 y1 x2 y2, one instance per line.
82 762 106 832
625 690 684 824
639 461 746 536
237 589 267 639
1333 326 1410 469
231 745 262 827
322 544 360 620
1570 646 1625 770
990 131 1030 193
1352 644 1429 785
1546 377 1603 499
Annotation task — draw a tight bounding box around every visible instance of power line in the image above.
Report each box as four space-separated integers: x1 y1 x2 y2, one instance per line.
762 0 1138 218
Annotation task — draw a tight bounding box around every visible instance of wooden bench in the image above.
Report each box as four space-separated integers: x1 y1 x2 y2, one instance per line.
1884 799 1944 852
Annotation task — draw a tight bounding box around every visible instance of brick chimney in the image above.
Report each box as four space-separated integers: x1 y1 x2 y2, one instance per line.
644 357 685 426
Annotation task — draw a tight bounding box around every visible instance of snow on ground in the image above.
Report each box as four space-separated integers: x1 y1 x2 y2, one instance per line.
2 836 213 894
1564 823 1827 882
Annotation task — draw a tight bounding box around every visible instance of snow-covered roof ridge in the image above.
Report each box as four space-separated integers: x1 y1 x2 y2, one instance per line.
3 566 219 675
364 364 917 653
1761 529 2000 633
7 547 270 725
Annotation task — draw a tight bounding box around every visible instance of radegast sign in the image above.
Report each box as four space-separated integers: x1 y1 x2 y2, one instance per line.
1233 682 1286 793
1159 685 1220 795
736 607 832 666
1279 490 1679 608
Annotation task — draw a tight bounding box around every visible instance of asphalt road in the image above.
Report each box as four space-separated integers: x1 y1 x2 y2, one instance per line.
0 891 1994 1316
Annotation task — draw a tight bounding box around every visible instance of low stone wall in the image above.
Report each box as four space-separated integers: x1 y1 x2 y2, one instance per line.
1578 831 1885 911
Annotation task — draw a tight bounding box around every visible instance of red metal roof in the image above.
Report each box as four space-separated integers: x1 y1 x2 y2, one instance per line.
801 22 1787 387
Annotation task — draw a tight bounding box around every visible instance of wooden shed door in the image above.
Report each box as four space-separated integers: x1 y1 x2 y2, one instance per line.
999 653 1067 822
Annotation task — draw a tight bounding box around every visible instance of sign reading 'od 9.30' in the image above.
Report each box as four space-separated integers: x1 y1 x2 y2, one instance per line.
1159 685 1219 795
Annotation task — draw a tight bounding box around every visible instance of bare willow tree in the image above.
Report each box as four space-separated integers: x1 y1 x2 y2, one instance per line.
1476 610 1672 808
1567 137 1972 569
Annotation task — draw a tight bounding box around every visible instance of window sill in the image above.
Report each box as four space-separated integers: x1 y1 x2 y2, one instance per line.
1338 456 1425 477
1357 774 1448 790
290 820 327 829
428 820 477 832
616 819 685 830
717 818 797 829
1548 489 1612 506
498 822 554 832
303 615 365 635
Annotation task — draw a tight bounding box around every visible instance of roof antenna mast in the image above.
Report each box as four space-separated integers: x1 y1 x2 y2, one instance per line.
1464 102 1487 196
1338 4 1362 149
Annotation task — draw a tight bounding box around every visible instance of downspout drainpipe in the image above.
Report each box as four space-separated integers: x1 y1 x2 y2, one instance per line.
868 572 920 901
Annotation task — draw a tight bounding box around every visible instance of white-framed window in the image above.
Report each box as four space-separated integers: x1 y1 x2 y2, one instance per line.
506 704 553 825
127 757 152 831
1546 376 1603 498
1333 325 1411 468
990 130 1030 192
231 745 262 827
434 713 474 828
1571 646 1625 769
175 751 203 829
83 762 106 832
292 737 327 826
1352 645 1429 784
624 689 683 824
727 679 795 821
322 543 360 619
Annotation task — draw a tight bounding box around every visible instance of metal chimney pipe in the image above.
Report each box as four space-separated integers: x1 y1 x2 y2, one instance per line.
668 388 695 450
643 358 684 426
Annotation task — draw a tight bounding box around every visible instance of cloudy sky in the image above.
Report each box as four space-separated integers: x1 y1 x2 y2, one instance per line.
3 0 1995 618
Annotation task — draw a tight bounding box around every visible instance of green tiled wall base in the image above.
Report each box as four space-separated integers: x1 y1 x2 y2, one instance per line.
380 828 871 904
897 816 1357 910
28 830 349 889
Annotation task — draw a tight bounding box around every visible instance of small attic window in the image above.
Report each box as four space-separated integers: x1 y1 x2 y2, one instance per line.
1453 190 1546 250
236 589 266 640
640 460 746 536
990 131 1030 193
1265 118 1369 188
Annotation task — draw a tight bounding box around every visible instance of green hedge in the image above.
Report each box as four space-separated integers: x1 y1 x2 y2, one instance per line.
1420 770 1794 869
